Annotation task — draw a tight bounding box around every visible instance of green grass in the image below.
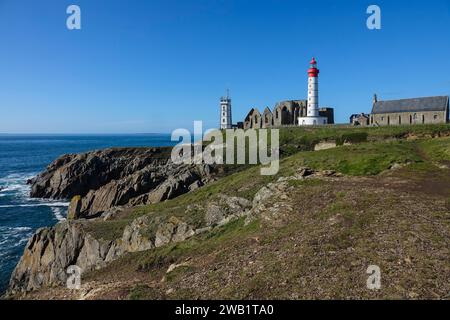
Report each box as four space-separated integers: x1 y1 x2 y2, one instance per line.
418 137 450 162
84 219 132 241
166 265 193 283
127 284 162 300
135 217 260 272
279 140 424 176
85 126 450 242
278 124 450 154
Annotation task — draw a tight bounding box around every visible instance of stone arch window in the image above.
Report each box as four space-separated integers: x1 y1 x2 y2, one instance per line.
434 114 438 120
281 106 290 125
413 113 417 120
409 115 412 124
422 114 425 124
398 115 401 125
387 116 390 125
381 116 384 121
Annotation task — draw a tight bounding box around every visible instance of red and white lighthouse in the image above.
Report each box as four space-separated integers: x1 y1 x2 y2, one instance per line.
307 57 319 117
298 57 327 126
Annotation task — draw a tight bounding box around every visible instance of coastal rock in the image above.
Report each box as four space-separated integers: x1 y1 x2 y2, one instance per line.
29 147 215 219
67 195 82 220
121 216 155 252
7 213 197 294
205 194 252 226
6 221 117 295
154 217 195 248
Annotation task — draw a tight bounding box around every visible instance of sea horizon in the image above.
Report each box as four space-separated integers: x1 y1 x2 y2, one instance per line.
0 133 179 294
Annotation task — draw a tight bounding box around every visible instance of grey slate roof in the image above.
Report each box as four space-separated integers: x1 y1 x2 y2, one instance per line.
372 96 449 114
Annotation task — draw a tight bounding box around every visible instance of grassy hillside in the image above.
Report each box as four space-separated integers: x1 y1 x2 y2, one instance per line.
25 124 450 300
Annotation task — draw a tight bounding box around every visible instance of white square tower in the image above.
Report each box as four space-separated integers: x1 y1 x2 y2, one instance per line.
220 93 232 129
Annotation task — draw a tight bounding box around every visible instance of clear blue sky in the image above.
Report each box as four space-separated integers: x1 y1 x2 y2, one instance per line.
0 0 449 133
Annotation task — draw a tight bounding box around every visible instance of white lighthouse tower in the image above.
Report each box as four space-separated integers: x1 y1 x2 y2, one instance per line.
220 91 232 129
298 57 328 126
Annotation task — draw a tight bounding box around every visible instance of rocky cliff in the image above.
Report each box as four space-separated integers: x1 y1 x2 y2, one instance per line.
6 164 325 296
7 191 255 295
29 147 215 219
6 146 220 296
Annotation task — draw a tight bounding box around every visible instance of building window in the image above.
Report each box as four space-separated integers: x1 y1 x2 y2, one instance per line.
422 114 425 124
434 114 438 120
381 116 384 121
398 115 401 125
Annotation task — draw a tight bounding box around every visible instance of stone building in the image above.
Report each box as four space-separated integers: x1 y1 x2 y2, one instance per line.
244 108 262 129
350 113 370 126
318 107 334 125
370 95 449 126
243 100 334 129
262 107 274 128
273 100 306 126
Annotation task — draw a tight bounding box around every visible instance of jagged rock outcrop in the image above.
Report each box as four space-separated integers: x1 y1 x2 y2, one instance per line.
7 166 340 296
205 194 252 226
28 147 215 219
6 194 253 295
6 221 123 295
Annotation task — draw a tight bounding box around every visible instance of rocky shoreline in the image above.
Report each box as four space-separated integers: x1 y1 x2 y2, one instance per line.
5 164 342 297
5 146 217 296
28 147 215 219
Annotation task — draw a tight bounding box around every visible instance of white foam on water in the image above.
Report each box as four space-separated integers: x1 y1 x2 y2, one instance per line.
51 207 66 221
0 173 35 200
0 202 69 208
0 226 34 252
11 227 32 232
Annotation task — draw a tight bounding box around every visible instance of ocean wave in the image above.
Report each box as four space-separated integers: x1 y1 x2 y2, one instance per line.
51 207 66 221
0 226 34 250
0 173 35 201
0 226 32 233
0 202 69 208
0 173 35 184
0 184 29 193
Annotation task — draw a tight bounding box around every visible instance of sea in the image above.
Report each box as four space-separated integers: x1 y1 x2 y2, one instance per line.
0 134 177 295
